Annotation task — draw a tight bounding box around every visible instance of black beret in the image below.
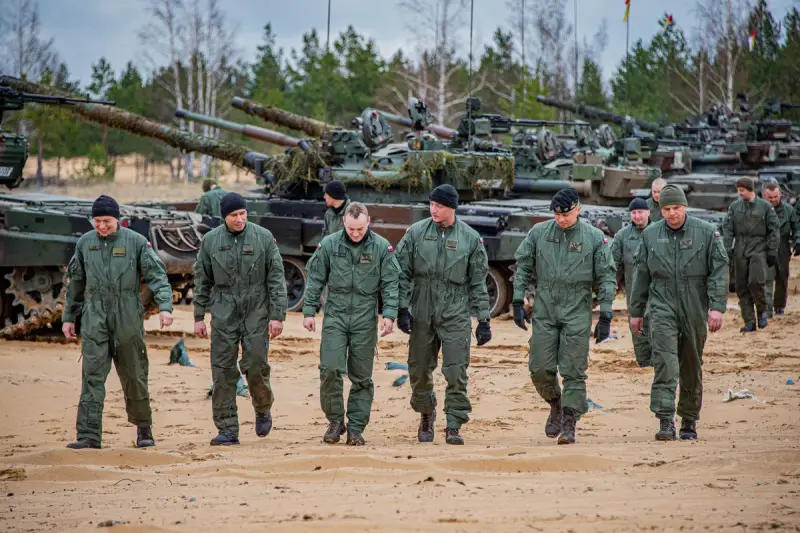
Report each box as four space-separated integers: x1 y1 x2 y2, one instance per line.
323 180 347 200
220 192 247 218
92 195 120 219
550 188 580 213
429 184 459 209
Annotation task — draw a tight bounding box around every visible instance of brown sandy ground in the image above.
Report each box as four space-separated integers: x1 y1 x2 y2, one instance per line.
1 297 799 533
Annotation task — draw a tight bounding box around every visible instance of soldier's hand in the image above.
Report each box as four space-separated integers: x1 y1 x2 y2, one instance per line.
630 317 644 336
159 311 173 329
194 320 208 338
269 320 283 340
594 312 612 343
475 320 491 346
397 308 413 334
62 322 77 340
512 301 528 331
303 316 316 333
380 318 394 337
707 310 724 332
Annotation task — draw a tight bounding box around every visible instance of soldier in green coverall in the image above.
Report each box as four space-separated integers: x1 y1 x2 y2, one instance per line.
302 202 400 446
761 182 800 317
321 180 351 239
647 178 666 224
395 184 492 446
629 185 729 441
62 195 174 450
722 177 779 332
195 179 228 218
193 193 287 446
611 198 653 367
511 188 616 445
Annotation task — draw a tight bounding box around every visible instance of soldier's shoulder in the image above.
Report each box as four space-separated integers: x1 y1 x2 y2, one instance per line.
318 232 340 248
369 231 390 247
687 216 719 236
249 222 275 239
531 218 554 235
582 220 608 243
76 231 96 246
757 197 776 212
405 219 431 237
457 218 481 238
614 224 632 239
121 227 148 246
728 198 743 210
641 220 663 238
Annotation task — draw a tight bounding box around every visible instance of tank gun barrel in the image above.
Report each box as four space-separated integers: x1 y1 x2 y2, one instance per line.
535 95 660 132
0 85 116 125
0 75 272 175
231 97 327 138
175 108 310 152
375 109 457 139
472 113 587 134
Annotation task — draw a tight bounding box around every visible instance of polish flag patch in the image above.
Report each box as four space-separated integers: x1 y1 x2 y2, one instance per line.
388 245 394 252
603 237 609 244
715 231 721 237
147 242 152 248
317 243 322 249
479 238 484 244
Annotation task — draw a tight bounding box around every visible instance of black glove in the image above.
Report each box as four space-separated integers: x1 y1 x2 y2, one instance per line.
767 254 777 268
794 241 800 256
397 307 413 334
594 311 612 343
475 320 491 346
512 301 528 331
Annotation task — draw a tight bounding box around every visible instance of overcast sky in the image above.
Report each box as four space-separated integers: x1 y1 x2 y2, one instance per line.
37 0 798 87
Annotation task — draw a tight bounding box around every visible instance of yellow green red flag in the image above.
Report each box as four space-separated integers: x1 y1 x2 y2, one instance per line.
623 0 630 22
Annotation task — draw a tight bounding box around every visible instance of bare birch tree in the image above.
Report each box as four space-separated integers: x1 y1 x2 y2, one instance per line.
6 0 56 80
391 0 483 126
695 0 752 110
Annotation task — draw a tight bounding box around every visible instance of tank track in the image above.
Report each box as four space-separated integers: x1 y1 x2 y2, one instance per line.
1 267 161 340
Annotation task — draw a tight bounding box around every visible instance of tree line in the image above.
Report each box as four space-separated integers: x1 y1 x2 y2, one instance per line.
2 0 799 183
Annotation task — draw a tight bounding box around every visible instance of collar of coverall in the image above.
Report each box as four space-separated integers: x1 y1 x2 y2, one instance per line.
436 215 457 231
224 220 247 236
343 227 372 246
96 229 119 241
332 197 349 214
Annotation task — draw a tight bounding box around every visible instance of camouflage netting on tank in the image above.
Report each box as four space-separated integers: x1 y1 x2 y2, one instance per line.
269 149 330 187
353 152 515 192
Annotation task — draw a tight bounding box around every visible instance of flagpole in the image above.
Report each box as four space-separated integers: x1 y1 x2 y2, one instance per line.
625 6 630 106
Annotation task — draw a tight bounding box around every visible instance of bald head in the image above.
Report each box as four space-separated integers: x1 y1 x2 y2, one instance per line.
651 178 667 203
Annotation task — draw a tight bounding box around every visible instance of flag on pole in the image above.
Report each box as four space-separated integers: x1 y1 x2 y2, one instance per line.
623 0 630 22
659 13 674 31
748 30 756 51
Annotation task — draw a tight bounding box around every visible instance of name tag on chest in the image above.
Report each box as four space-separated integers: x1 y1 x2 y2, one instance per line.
359 253 373 264
218 245 232 251
89 245 101 251
112 247 126 257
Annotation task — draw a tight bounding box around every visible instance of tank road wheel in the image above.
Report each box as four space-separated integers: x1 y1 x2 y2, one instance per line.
486 266 510 318
1 266 67 338
283 257 307 313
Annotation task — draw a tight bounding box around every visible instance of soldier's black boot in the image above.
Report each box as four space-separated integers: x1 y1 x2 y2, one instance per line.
545 396 562 438
758 312 768 329
418 411 436 443
445 427 464 445
136 426 155 448
775 307 785 316
679 419 697 441
66 438 100 450
255 410 272 437
346 427 365 446
655 418 676 441
210 432 240 446
323 421 346 444
767 309 773 319
557 409 576 445
741 323 757 333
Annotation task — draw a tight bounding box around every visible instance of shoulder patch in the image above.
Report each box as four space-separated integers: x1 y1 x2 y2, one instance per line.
388 245 394 252
715 231 721 237
147 242 152 248
274 237 277 243
479 237 484 244
603 237 609 244
317 243 322 249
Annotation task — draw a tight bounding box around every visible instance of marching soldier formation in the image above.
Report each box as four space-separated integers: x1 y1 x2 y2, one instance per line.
64 177 800 448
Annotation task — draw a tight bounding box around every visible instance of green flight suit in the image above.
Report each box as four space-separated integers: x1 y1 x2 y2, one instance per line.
194 186 228 218
322 198 351 239
63 227 173 444
611 223 652 366
765 200 799 310
722 197 779 324
193 222 287 438
629 216 729 421
396 217 490 429
648 197 663 223
302 230 400 432
513 219 616 417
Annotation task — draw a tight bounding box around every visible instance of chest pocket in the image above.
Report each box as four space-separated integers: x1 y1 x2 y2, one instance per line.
680 239 707 277
444 240 470 285
111 247 138 291
355 249 380 294
328 248 354 290
622 237 640 270
412 236 439 278
240 243 265 285
565 245 594 283
741 209 765 236
210 246 235 286
648 243 676 280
